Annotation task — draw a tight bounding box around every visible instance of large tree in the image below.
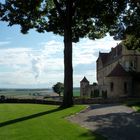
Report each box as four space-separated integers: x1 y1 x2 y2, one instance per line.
0 0 127 107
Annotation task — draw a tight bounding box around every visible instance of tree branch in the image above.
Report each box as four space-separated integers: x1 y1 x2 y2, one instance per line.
72 0 80 16
53 0 64 18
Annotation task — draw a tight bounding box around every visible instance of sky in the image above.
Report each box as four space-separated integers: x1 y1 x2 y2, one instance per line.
0 20 121 88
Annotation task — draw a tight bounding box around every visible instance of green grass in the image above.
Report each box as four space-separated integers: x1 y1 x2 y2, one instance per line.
73 91 80 96
132 106 140 112
0 104 106 140
126 100 140 112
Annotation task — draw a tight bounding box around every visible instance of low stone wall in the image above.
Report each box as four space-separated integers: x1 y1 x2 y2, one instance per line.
0 98 62 105
0 97 140 105
74 97 140 104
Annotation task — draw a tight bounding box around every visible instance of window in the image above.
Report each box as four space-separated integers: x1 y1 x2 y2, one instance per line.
130 61 133 67
110 82 114 92
130 61 136 71
124 82 127 94
125 61 136 71
125 61 129 71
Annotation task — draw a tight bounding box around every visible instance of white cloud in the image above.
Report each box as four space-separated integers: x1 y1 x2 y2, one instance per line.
29 40 64 79
29 54 46 79
0 35 121 88
0 48 31 65
73 34 121 66
0 40 64 87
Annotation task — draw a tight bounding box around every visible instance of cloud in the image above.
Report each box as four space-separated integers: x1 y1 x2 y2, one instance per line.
0 40 64 87
30 55 46 79
28 40 64 79
0 35 121 88
0 47 31 65
73 34 121 66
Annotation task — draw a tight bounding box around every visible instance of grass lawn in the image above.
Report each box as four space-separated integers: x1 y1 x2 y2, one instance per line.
126 101 140 112
132 105 140 112
0 104 106 140
131 104 140 112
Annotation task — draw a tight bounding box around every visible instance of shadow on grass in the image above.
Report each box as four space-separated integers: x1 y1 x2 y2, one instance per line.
0 107 63 127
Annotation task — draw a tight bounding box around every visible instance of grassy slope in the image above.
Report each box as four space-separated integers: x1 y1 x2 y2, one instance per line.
126 100 140 112
0 104 105 140
132 106 140 112
132 104 140 112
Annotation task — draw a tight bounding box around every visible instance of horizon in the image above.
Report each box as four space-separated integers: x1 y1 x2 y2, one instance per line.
0 87 80 90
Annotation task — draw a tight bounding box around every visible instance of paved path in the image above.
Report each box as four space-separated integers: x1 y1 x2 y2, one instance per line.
68 104 140 140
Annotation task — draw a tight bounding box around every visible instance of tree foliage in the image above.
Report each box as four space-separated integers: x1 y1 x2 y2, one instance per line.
123 1 140 37
0 0 127 41
52 82 64 96
122 35 140 50
112 1 140 50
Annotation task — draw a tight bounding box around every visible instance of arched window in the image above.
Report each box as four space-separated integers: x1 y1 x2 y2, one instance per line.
124 82 127 94
110 82 114 92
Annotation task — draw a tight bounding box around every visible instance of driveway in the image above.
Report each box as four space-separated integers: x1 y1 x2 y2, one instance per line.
68 104 140 140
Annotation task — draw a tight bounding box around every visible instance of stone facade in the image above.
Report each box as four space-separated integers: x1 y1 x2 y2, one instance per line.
97 44 140 98
80 77 98 98
80 44 140 98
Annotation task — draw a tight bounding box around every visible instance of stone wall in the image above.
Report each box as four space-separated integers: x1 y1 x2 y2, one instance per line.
97 45 140 98
106 77 132 97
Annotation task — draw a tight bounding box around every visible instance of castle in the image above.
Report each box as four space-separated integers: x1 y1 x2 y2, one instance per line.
80 44 140 98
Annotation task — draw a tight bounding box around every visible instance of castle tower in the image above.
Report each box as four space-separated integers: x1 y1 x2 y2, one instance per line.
80 77 89 97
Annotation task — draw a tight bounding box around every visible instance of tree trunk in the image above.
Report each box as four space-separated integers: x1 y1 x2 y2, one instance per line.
62 38 73 107
62 0 73 108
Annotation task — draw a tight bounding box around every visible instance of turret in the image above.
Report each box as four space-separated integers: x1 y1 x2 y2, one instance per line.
80 77 89 97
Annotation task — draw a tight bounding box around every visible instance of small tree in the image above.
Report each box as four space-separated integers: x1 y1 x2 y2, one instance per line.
52 82 64 96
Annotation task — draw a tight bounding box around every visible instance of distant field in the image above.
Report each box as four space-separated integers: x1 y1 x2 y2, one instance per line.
0 89 50 99
73 88 80 96
0 88 80 99
0 104 105 140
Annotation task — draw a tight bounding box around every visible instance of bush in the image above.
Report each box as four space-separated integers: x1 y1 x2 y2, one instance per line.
0 95 5 100
0 95 6 102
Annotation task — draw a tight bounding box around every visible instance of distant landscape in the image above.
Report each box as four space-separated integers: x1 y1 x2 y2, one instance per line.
0 88 80 99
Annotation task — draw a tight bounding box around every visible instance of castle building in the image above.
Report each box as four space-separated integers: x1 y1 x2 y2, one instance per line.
80 44 140 98
80 77 98 98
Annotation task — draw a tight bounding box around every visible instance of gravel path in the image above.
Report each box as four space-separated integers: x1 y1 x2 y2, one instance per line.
68 104 140 140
